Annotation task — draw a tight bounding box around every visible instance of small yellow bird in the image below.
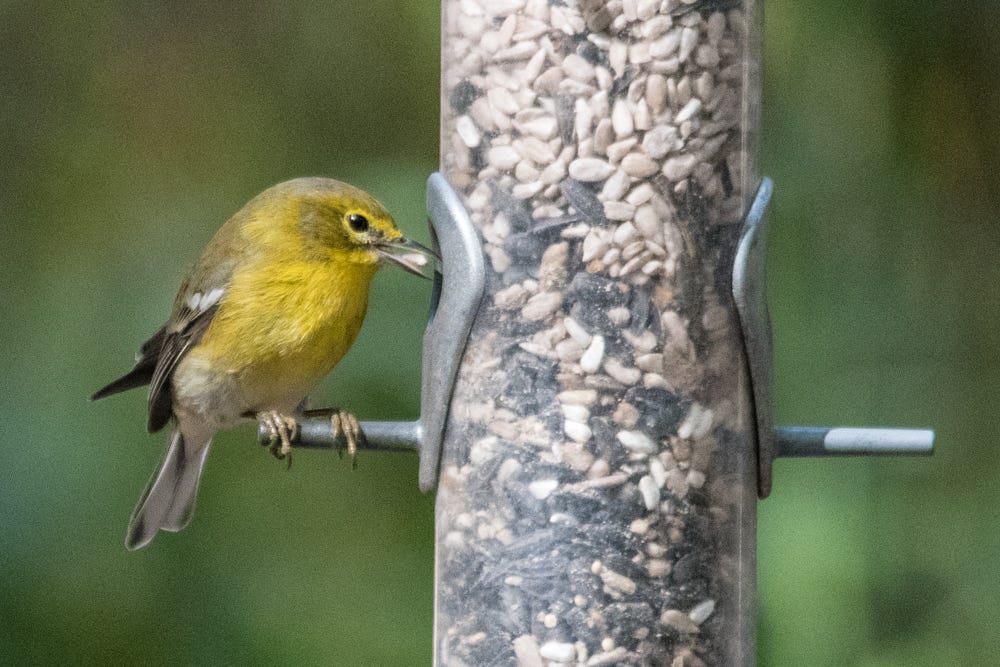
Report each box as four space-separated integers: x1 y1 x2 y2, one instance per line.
92 177 433 550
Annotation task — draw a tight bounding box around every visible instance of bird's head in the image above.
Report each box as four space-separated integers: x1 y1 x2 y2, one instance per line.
251 177 435 277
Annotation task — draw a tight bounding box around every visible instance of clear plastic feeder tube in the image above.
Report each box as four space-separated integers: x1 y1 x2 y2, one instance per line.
436 0 761 664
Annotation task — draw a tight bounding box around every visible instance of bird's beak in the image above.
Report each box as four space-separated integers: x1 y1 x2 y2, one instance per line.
375 236 439 279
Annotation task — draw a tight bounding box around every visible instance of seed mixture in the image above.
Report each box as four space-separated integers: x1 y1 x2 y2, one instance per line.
436 0 758 664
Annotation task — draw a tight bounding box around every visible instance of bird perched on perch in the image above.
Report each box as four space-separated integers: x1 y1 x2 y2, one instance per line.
92 177 434 550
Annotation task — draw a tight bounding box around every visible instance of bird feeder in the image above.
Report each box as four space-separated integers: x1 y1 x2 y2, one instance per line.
263 0 932 663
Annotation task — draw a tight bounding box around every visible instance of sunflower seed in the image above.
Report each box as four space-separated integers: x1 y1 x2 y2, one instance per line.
569 157 614 182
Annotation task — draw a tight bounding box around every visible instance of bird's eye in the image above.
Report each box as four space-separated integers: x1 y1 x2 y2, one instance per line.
347 213 370 233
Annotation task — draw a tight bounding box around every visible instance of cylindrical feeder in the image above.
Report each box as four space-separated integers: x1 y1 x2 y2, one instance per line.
260 1 933 661
436 1 761 664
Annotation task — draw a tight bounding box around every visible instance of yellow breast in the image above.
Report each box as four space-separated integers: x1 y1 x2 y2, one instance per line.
191 257 378 412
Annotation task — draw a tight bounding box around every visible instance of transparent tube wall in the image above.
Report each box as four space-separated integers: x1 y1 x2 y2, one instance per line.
437 0 761 664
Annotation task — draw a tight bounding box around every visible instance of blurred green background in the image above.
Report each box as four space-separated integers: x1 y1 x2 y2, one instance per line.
1 1 996 664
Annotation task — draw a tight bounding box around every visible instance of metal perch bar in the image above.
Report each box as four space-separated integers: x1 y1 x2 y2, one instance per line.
257 419 421 452
775 427 934 458
259 419 933 459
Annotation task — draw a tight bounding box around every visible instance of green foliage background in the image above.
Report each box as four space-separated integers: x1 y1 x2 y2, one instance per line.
1 2 996 664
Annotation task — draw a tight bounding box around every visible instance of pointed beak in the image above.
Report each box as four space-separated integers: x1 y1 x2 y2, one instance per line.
375 236 439 279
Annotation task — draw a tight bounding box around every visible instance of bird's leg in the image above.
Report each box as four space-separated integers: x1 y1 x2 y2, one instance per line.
298 407 368 465
257 410 299 468
329 409 366 468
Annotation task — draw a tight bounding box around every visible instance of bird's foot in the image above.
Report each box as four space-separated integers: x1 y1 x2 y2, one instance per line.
330 409 366 468
257 410 299 469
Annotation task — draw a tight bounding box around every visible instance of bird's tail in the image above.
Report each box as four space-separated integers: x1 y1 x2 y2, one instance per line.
126 427 212 551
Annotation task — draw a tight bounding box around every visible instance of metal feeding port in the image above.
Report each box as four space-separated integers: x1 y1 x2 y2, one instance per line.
732 177 934 498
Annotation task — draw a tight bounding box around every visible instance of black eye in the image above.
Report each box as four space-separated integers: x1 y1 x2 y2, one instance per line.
347 213 370 233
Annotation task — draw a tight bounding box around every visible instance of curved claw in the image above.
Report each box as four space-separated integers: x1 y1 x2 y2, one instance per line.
258 411 299 468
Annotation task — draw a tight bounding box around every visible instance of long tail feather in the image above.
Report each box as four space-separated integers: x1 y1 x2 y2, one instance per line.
126 427 212 550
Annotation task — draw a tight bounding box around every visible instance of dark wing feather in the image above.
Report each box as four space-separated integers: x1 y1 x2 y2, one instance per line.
90 301 220 434
146 304 220 433
91 326 168 400
95 208 243 429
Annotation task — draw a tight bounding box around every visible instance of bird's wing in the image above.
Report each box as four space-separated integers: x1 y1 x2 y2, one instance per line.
94 213 250 431
146 287 225 433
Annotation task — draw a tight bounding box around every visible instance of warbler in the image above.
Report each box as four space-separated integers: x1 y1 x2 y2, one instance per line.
92 177 433 551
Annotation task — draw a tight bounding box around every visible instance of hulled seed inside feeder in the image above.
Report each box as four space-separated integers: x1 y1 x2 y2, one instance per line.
438 0 752 664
